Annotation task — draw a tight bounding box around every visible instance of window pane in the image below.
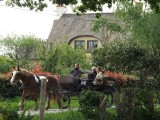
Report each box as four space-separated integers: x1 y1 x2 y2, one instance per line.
75 40 85 49
87 40 98 50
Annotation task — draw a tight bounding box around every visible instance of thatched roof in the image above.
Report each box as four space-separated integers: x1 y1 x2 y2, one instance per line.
48 13 114 43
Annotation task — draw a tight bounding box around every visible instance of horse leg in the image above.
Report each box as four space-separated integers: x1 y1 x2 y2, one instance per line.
55 92 62 109
32 93 39 111
19 90 26 111
45 91 51 110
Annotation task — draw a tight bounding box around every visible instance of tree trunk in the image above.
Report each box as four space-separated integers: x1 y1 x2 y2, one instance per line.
99 95 107 120
115 89 121 116
147 90 154 112
128 90 135 120
158 90 160 104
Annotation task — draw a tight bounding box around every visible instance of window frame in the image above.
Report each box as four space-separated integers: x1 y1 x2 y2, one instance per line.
87 40 98 51
74 40 85 49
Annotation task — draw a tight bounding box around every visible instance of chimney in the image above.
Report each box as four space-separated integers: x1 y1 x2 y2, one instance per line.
56 6 67 19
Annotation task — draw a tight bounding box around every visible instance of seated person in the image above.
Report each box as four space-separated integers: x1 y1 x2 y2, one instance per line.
93 66 104 85
88 66 97 80
70 63 84 84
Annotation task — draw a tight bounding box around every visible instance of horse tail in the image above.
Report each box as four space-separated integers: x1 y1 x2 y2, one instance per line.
47 75 62 109
52 91 57 101
52 90 62 109
51 74 61 101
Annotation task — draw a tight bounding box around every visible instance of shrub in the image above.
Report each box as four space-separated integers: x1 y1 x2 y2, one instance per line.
0 77 21 99
134 109 160 120
0 56 14 74
42 42 92 75
0 105 19 120
0 104 33 120
79 90 104 120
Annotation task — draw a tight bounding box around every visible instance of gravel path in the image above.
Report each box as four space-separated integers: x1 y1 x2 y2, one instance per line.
18 108 78 116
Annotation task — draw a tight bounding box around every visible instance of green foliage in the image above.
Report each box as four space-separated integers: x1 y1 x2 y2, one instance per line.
0 56 14 73
116 3 160 57
0 104 33 120
6 0 115 13
6 0 160 14
0 77 21 99
33 111 84 120
134 109 160 120
114 3 160 88
0 35 44 69
79 90 104 120
92 16 122 33
0 105 19 120
92 40 146 73
132 12 160 56
52 0 77 6
18 110 34 120
42 42 91 75
92 4 160 77
144 0 160 13
116 1 143 23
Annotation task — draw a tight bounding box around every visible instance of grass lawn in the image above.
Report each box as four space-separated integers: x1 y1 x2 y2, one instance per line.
1 96 160 120
32 110 84 120
0 96 80 110
0 96 116 120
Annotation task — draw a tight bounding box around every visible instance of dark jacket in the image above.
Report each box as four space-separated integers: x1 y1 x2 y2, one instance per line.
70 68 84 78
88 71 97 80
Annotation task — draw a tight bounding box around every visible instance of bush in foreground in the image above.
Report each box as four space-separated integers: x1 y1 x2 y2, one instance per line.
0 104 33 120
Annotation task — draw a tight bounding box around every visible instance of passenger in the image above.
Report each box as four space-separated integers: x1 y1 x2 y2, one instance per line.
93 66 104 85
70 63 84 84
88 66 97 80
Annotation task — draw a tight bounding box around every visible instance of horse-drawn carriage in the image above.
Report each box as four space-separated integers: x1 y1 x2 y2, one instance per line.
59 75 117 108
10 67 117 111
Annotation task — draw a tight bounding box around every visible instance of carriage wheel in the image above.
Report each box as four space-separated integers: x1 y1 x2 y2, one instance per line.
61 94 71 109
102 89 114 108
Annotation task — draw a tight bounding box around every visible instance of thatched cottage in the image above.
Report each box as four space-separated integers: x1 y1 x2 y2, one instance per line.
48 13 120 51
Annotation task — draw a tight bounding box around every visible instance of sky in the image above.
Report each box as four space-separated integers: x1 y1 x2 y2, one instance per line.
0 1 57 40
0 1 116 40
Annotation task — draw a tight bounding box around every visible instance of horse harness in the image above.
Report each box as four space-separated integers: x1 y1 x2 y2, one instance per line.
20 74 41 89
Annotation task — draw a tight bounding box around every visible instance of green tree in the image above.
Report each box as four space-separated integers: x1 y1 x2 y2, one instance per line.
0 56 14 73
5 0 160 13
115 2 160 77
91 3 160 114
0 35 43 69
92 1 160 75
42 42 91 75
92 40 146 74
91 16 122 44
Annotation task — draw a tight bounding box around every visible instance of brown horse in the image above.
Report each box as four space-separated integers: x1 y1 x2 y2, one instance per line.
10 66 62 111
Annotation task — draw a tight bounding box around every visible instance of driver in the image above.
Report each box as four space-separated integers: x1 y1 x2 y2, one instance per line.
70 63 84 84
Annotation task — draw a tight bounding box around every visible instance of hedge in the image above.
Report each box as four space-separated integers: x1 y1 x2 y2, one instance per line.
0 77 21 99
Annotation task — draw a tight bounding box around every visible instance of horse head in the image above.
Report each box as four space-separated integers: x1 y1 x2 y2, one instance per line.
10 66 22 84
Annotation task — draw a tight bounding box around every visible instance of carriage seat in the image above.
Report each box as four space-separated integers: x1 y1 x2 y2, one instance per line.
60 76 74 84
60 75 82 85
